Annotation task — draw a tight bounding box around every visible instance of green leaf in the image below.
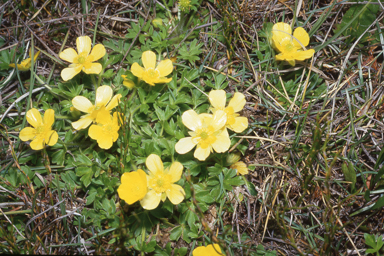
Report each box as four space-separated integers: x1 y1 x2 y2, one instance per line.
76 167 94 187
178 39 203 64
335 0 379 43
102 69 114 78
170 225 182 241
51 149 66 165
341 161 356 192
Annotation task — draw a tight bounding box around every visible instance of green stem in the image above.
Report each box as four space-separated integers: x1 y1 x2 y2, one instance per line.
141 225 146 256
91 75 98 91
55 115 71 119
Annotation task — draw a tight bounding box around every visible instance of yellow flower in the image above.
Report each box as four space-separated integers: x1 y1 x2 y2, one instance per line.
9 50 40 71
89 112 121 149
71 85 122 130
140 154 185 210
131 51 173 86
230 161 248 175
175 110 230 161
19 108 58 150
193 244 223 256
117 169 148 204
59 35 106 81
272 22 315 66
208 90 248 133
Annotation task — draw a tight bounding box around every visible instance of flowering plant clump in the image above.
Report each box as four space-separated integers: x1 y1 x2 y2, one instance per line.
9 49 40 71
175 109 230 161
117 169 148 204
19 108 58 150
59 35 106 81
208 90 248 133
130 50 173 86
272 22 315 66
71 85 121 130
140 154 185 210
193 244 223 256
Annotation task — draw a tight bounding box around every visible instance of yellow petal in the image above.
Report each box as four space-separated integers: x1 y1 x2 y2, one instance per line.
95 85 113 107
146 154 163 176
19 127 36 141
43 109 55 127
199 113 213 125
207 244 223 255
209 90 226 110
72 96 93 113
88 125 113 149
131 63 144 78
193 244 222 256
82 62 102 74
61 65 82 81
153 77 172 84
32 51 40 62
292 49 315 60
30 137 44 150
142 51 156 70
231 161 249 175
71 116 93 130
287 59 296 66
97 136 113 149
19 58 32 71
87 44 106 62
166 184 185 205
175 137 196 154
118 169 148 204
168 162 183 183
229 116 248 133
140 190 162 210
105 94 122 111
88 124 103 140
123 79 135 89
211 128 230 153
272 22 292 44
293 27 310 48
45 130 58 146
211 110 227 131
156 59 173 77
95 109 112 125
26 108 43 128
228 92 246 112
9 63 15 68
182 110 202 131
161 192 167 202
192 246 206 256
194 145 211 161
76 36 92 56
59 48 78 63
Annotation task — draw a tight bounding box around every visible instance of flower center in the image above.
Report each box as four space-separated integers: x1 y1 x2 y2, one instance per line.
200 131 208 140
150 172 171 193
36 126 45 134
103 123 115 135
195 126 216 149
284 41 296 52
144 68 160 79
77 52 88 64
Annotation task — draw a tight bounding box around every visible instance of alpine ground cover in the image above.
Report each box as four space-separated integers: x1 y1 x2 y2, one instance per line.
1 0 384 255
